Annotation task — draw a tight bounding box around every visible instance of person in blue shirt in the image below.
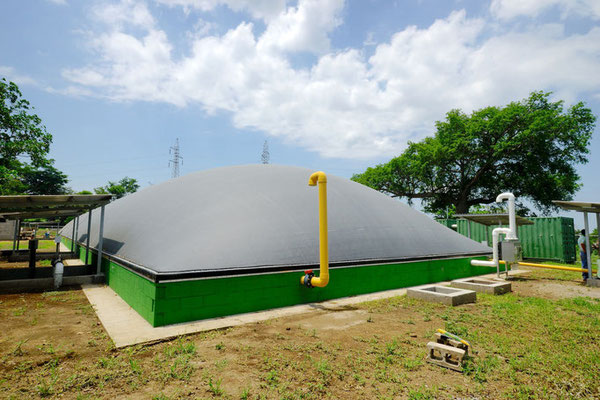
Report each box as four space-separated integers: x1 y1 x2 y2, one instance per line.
578 229 588 281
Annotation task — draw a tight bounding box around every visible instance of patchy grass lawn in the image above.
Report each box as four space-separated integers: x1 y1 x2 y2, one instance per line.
0 240 59 251
0 272 599 399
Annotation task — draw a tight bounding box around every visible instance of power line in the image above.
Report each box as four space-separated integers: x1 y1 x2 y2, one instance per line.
58 153 165 168
169 138 183 178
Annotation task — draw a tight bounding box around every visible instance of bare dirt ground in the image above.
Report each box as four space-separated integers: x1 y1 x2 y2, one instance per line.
1 269 599 399
513 267 600 299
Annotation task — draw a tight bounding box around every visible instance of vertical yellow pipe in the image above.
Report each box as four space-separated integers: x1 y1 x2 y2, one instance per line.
301 171 329 288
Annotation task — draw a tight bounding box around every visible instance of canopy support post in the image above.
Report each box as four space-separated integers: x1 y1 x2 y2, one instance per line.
85 209 92 265
96 205 105 275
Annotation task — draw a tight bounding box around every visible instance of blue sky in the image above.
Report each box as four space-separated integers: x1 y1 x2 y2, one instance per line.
1 0 599 227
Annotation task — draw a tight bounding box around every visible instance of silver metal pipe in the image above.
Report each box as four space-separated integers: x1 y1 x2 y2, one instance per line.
584 212 592 279
85 209 92 265
15 220 21 252
97 205 105 275
12 219 19 252
74 216 79 253
71 217 76 252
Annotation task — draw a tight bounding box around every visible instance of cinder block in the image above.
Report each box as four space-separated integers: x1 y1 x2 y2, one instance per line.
426 341 466 371
451 277 511 295
406 285 476 306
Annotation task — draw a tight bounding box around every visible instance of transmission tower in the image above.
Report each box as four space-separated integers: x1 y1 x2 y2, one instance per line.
169 138 183 178
261 140 270 164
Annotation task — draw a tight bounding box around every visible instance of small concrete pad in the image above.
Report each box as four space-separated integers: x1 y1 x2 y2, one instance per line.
587 277 600 288
407 285 476 306
64 258 85 266
451 277 512 295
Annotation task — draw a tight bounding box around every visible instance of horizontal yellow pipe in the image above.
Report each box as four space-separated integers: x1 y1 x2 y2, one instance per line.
498 260 596 274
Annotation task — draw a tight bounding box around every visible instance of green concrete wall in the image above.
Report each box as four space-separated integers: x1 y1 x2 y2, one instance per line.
153 257 490 326
62 236 157 324
63 236 491 327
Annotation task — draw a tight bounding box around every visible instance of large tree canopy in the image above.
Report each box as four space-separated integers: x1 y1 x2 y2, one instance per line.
0 78 68 195
352 92 595 215
1 78 52 167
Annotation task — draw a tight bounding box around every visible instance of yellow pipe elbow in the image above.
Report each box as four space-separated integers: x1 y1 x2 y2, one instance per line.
308 171 327 186
301 171 329 288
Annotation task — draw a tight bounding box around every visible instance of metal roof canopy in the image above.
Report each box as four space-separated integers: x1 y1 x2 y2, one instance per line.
454 213 534 226
552 200 600 287
0 195 111 218
552 200 600 213
0 195 111 276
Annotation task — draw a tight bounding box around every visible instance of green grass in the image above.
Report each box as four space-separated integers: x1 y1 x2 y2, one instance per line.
360 290 600 398
2 271 600 399
0 240 59 251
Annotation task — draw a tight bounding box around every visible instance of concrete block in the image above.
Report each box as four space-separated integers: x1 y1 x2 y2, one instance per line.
451 277 511 295
434 332 468 353
426 342 466 371
406 285 476 306
587 277 600 288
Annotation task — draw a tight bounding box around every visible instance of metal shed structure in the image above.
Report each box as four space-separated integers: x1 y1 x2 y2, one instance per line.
0 195 112 289
60 165 495 326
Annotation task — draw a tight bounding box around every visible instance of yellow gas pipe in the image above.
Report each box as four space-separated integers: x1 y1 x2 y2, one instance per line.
498 260 596 274
301 171 329 288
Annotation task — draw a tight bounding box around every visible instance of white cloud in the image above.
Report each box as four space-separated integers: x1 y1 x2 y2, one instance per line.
490 0 600 20
0 66 37 86
257 0 344 54
61 1 600 158
93 0 156 30
155 0 288 21
46 0 67 5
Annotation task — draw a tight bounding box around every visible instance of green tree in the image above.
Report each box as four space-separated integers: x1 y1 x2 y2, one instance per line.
20 161 69 195
352 92 595 215
94 177 139 199
0 78 68 195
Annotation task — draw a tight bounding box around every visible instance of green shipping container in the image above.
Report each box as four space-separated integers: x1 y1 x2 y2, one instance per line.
448 217 576 263
435 218 457 230
456 219 491 245
518 217 576 263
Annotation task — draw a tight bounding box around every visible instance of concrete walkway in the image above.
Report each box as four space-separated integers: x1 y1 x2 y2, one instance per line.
82 270 529 348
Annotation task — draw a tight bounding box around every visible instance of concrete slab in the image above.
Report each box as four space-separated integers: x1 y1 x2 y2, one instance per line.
82 269 529 348
64 258 85 266
451 277 512 295
406 285 476 306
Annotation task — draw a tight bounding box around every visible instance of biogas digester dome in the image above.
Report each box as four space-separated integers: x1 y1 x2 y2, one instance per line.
62 165 491 326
